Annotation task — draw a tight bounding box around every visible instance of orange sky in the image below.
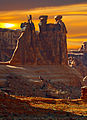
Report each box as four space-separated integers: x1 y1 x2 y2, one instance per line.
0 3 87 49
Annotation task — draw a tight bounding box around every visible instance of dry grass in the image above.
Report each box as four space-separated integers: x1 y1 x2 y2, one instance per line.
11 95 87 116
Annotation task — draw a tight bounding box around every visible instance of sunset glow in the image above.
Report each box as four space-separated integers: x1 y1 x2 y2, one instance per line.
0 3 87 49
0 23 15 28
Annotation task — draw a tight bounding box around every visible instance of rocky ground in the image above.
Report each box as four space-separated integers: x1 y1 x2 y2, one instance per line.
0 65 83 99
0 91 87 120
68 56 87 78
0 64 85 119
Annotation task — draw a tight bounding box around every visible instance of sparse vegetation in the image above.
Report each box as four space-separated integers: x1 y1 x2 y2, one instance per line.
0 92 87 119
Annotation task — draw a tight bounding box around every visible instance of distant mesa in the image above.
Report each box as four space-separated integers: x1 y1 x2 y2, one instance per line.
68 41 87 77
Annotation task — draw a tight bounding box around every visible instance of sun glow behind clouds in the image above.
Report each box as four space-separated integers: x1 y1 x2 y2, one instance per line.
4 23 14 28
0 23 16 29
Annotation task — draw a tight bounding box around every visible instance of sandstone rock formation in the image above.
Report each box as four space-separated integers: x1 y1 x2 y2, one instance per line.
68 41 87 78
0 28 21 62
82 76 87 86
68 57 87 77
79 42 87 67
8 17 68 65
81 86 87 100
80 42 87 52
68 41 87 68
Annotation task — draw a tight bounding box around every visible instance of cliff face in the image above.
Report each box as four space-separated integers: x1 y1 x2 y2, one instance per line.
10 23 68 65
68 42 87 77
0 28 21 62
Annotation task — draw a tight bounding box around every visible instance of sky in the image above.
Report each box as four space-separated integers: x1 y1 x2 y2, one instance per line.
0 0 87 49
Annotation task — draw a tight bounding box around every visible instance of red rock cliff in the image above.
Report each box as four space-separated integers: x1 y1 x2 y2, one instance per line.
9 23 68 65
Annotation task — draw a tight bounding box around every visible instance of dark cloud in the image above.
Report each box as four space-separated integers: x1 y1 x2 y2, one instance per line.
0 0 87 11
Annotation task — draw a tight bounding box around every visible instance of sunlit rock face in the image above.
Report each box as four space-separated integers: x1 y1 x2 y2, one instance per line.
10 23 68 65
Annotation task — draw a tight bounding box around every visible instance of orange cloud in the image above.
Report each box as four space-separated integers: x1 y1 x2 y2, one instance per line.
0 3 87 49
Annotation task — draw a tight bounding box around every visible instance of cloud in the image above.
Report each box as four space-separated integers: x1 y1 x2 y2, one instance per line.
0 0 87 11
0 3 87 49
68 35 87 39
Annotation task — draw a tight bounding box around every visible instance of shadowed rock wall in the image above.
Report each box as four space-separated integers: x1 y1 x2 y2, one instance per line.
9 23 68 65
0 28 21 62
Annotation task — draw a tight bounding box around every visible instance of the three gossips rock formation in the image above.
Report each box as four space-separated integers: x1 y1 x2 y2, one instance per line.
9 15 68 66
